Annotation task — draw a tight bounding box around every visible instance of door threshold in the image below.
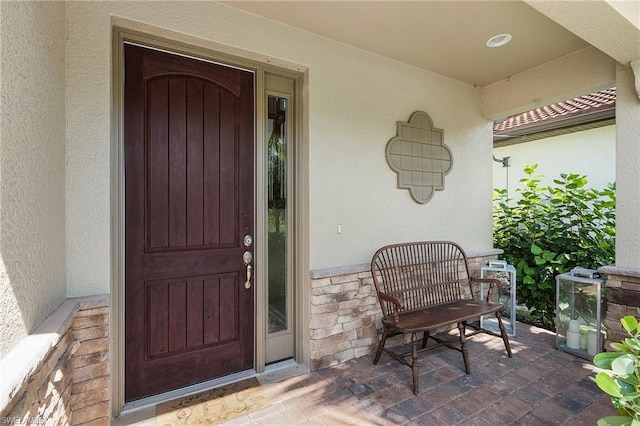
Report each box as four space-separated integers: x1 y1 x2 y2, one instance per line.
258 358 310 384
115 360 308 424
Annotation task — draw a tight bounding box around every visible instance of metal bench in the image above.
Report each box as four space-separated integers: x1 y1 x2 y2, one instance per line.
371 240 512 394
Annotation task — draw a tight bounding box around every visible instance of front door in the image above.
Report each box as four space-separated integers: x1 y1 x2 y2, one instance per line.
124 44 255 401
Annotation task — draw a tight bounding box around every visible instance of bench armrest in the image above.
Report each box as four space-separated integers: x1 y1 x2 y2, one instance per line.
378 291 404 323
470 276 503 302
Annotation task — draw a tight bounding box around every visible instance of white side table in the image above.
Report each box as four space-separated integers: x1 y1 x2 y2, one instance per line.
480 261 516 337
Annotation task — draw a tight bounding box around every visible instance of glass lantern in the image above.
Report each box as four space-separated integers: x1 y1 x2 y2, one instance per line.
555 267 606 360
480 260 516 337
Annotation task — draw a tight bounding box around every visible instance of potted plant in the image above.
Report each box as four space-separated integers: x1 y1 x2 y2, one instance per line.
592 310 640 425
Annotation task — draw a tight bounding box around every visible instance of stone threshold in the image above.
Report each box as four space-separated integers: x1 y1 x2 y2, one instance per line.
0 294 109 413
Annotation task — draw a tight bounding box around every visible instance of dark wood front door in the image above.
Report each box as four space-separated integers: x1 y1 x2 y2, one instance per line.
124 45 255 401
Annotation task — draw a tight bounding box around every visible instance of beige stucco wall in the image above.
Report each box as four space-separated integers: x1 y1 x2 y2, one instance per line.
607 0 640 28
65 1 495 294
493 125 616 195
614 64 640 269
526 0 640 68
0 2 67 357
481 47 616 121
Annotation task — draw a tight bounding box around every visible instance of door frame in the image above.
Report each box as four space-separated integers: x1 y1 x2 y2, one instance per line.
110 26 309 416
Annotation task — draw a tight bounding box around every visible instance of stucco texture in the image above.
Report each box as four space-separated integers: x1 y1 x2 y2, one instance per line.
65 1 495 289
481 47 616 120
615 64 640 269
493 125 616 194
0 2 67 357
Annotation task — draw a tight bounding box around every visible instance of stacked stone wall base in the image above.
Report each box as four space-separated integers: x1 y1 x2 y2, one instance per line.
309 252 501 370
600 267 640 352
1 296 110 425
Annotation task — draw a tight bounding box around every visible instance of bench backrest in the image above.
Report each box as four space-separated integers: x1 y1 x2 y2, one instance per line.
371 241 473 316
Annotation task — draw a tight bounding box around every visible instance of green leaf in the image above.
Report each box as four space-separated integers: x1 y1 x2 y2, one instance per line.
531 244 543 255
539 281 553 290
622 316 638 334
617 379 636 395
612 355 637 376
618 375 640 386
595 352 625 369
595 372 623 398
611 342 634 354
618 386 640 395
624 338 640 351
597 415 633 426
534 256 546 265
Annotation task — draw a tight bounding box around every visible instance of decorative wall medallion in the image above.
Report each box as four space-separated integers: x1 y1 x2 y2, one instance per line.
385 111 452 204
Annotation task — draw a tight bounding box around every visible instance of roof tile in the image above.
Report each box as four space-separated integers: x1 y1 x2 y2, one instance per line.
494 87 616 134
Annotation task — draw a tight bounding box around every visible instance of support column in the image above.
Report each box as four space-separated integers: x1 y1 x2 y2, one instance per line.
600 64 640 351
631 59 640 101
614 63 640 270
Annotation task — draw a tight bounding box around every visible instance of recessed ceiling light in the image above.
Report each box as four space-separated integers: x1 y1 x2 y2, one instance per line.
486 33 512 48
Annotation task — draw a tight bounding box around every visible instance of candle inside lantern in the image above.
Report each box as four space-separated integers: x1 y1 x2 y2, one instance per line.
580 333 587 349
566 330 581 349
587 330 599 356
568 319 580 333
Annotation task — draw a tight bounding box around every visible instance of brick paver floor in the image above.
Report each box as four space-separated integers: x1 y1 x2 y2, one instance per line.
118 322 617 425
223 323 616 425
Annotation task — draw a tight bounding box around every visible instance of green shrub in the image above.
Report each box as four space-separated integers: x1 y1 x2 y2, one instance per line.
493 164 615 329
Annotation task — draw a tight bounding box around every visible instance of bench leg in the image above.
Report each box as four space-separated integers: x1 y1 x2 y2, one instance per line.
496 311 513 358
458 322 470 374
411 332 419 395
373 326 389 365
421 330 430 349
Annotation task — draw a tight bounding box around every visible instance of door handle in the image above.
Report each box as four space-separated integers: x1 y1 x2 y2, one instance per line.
243 250 253 289
245 265 253 289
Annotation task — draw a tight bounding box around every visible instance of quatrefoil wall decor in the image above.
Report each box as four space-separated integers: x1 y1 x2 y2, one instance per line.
385 111 452 204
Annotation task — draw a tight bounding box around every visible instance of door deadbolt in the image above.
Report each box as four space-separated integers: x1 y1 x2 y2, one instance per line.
243 234 253 247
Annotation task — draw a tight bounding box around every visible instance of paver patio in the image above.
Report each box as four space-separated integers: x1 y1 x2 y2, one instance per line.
120 322 616 425
225 323 614 425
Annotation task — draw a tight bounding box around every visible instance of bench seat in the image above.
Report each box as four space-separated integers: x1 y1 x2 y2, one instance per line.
382 299 505 333
371 241 512 394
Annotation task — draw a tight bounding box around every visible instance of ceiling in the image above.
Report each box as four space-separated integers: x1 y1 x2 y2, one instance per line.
223 1 590 87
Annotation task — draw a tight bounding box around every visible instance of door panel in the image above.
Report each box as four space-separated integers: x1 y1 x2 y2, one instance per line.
146 77 238 251
124 44 254 401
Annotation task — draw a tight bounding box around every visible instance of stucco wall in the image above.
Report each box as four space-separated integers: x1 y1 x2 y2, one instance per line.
480 47 616 121
65 1 495 295
0 2 67 357
493 125 616 195
614 64 640 269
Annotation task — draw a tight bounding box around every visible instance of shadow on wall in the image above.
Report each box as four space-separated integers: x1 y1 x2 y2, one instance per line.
0 0 68 358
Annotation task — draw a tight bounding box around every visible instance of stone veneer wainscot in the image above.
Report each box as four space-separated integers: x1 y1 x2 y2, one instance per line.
309 249 502 370
0 296 110 425
599 266 640 352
